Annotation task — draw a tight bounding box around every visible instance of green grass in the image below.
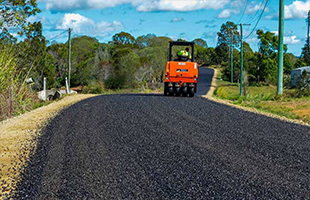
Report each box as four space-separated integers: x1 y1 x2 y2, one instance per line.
103 87 163 95
214 78 310 123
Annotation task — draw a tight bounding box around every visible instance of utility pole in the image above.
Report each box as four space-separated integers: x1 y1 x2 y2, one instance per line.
277 0 284 95
307 11 310 54
230 35 234 83
68 28 72 91
239 23 250 96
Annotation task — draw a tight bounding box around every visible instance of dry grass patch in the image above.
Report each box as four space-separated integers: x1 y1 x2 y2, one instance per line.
0 94 97 197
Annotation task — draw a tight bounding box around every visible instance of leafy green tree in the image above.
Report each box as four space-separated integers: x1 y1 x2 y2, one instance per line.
300 42 310 65
194 38 208 48
284 53 297 74
136 34 156 48
113 32 135 45
214 43 229 65
254 30 286 84
294 58 306 68
138 47 166 82
148 36 171 48
217 21 240 48
16 21 55 89
70 36 99 86
296 70 310 97
0 0 40 38
118 52 141 88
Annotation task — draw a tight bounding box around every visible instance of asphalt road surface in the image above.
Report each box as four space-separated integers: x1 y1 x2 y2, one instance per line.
196 67 214 95
15 67 310 199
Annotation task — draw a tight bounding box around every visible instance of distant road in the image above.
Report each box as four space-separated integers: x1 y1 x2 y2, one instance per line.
15 67 310 199
197 67 214 95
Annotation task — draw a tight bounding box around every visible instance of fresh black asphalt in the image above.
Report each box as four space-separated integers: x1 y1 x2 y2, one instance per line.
14 67 310 199
196 67 214 95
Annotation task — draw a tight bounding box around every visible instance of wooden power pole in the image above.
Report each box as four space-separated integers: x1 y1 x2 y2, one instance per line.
277 0 284 95
68 28 72 91
307 11 310 54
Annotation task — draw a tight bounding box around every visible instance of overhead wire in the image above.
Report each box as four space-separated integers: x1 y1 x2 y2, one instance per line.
244 0 270 39
245 0 265 24
47 30 68 44
237 0 250 24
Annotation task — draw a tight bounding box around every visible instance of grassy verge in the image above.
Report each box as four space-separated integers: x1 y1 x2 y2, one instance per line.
213 70 310 124
0 94 97 197
0 88 162 197
103 88 163 94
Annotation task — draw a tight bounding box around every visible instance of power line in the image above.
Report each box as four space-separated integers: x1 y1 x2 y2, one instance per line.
246 0 265 24
237 0 250 24
244 0 270 39
47 30 67 44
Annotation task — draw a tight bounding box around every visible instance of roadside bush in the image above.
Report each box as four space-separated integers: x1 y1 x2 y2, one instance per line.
82 81 103 94
104 76 126 90
0 46 39 121
295 70 310 97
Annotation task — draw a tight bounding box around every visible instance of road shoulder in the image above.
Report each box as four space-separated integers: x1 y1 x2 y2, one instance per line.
0 94 97 197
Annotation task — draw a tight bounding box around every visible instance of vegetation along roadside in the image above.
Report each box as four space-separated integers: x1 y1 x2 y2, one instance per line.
211 67 310 126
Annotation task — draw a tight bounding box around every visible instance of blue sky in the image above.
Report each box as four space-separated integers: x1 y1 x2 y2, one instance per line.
31 0 310 56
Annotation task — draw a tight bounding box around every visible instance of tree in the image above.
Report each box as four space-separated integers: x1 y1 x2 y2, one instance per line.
194 38 208 48
15 21 55 89
136 34 156 48
294 58 306 68
217 21 240 47
284 53 297 74
118 52 140 88
300 44 310 66
138 47 166 82
70 36 99 86
148 36 171 48
0 0 40 38
214 43 229 65
254 30 287 84
112 32 135 45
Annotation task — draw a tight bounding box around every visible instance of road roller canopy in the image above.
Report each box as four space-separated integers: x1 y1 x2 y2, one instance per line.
169 41 195 62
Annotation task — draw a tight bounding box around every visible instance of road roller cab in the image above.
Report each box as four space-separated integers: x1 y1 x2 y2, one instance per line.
164 41 198 97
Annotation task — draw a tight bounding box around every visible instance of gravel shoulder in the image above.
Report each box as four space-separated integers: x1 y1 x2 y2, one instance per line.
0 94 97 197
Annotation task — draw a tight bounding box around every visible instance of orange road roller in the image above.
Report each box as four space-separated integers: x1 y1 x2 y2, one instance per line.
164 41 198 97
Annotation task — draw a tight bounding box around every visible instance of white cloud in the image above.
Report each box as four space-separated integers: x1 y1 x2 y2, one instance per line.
285 0 310 19
245 2 266 15
217 0 260 19
245 37 259 44
270 30 302 45
55 13 124 37
56 13 94 33
136 0 230 12
284 36 302 45
94 21 124 37
171 17 184 22
42 0 230 12
217 9 238 19
266 0 310 20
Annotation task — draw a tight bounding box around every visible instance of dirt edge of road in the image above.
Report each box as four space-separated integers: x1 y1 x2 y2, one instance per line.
0 94 97 197
202 68 309 127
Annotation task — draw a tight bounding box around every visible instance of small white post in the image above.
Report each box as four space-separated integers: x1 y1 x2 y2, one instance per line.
65 77 70 94
43 77 47 101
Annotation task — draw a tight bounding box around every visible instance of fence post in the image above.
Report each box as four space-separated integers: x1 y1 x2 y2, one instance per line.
65 77 70 94
43 77 47 101
10 86 13 115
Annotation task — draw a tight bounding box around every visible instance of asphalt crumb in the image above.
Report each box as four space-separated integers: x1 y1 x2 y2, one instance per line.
11 93 310 199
